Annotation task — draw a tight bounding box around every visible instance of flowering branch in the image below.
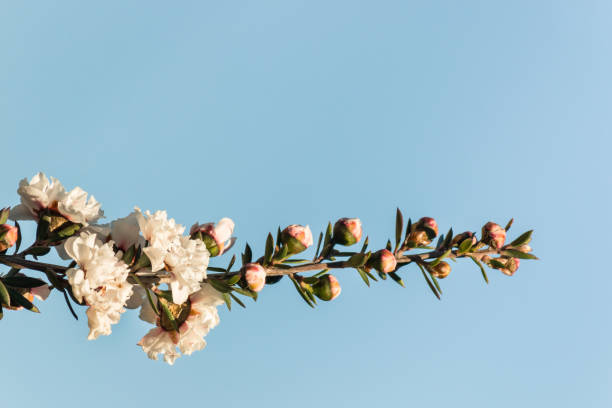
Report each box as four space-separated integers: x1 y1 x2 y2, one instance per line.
0 173 537 365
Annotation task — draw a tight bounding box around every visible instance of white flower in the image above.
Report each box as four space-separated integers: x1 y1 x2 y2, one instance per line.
11 172 103 225
138 284 223 365
64 232 132 340
135 207 184 271
164 236 210 304
111 211 145 251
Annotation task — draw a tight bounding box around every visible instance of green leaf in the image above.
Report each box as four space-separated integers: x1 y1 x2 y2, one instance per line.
360 236 369 253
395 208 403 251
226 254 236 273
283 258 310 264
222 292 232 311
122 244 136 265
207 266 227 273
0 279 11 307
348 252 369 268
363 268 378 281
132 251 151 271
505 218 514 231
430 274 442 294
158 298 178 331
7 287 39 312
13 221 21 254
356 268 370 287
303 277 319 285
430 249 452 267
289 276 314 308
314 232 323 260
388 271 405 287
56 223 81 238
232 287 257 298
509 230 533 247
501 249 539 260
386 240 392 251
0 208 9 225
458 238 473 254
243 243 253 264
417 263 440 300
264 233 274 266
229 292 246 308
312 269 329 278
207 278 233 293
443 228 453 248
21 246 51 257
469 256 489 284
226 274 241 285
323 223 332 247
435 234 444 250
2 276 46 288
489 259 506 269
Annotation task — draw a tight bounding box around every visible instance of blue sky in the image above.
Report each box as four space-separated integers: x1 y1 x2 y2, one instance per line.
1 1 610 407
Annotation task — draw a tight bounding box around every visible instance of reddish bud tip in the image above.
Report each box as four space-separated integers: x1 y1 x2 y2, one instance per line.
332 218 362 246
368 249 397 274
242 263 266 292
280 224 313 255
482 222 506 249
313 274 341 301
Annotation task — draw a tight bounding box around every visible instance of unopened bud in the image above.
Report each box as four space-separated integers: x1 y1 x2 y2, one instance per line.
451 231 477 247
405 230 429 247
280 224 313 255
332 218 362 246
482 222 506 249
312 274 341 301
190 218 235 257
500 257 520 276
516 244 532 253
367 249 397 274
0 224 19 251
406 217 438 246
415 217 438 238
242 263 266 292
430 261 451 279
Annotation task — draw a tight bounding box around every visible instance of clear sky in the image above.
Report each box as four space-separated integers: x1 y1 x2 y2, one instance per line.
1 1 610 407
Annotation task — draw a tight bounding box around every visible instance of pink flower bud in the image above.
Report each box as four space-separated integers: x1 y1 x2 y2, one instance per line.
313 274 341 301
368 249 397 274
430 261 451 279
190 218 235 257
280 224 313 255
482 222 506 249
0 224 19 251
415 217 438 239
332 218 362 246
242 263 266 292
500 258 520 276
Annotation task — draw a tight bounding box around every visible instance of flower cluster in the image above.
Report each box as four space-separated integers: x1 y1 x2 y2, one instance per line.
65 232 132 340
0 173 538 365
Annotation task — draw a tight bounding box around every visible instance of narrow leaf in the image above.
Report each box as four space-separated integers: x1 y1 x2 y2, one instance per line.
417 263 440 300
356 268 370 287
388 271 405 287
0 279 11 307
229 292 246 308
469 256 489 284
501 249 538 260
395 208 403 251
509 230 533 247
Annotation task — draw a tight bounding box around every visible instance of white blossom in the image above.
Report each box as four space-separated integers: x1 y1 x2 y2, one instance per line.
135 207 184 271
64 232 132 340
164 236 210 304
11 172 103 225
138 284 223 365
